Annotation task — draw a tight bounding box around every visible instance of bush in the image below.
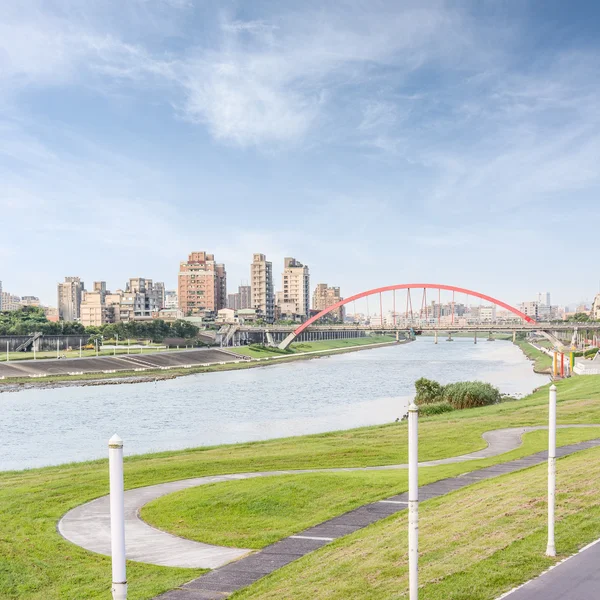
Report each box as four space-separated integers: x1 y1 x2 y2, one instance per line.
442 381 501 409
414 377 444 405
417 402 455 417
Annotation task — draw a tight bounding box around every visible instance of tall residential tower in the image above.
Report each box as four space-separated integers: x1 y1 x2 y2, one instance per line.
250 254 274 323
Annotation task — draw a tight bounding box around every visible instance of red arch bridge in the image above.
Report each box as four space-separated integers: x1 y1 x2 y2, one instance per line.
225 283 595 350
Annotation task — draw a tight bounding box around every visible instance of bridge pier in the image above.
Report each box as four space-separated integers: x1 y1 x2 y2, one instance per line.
434 331 438 344
447 333 453 342
474 332 477 344
513 330 516 343
487 332 494 342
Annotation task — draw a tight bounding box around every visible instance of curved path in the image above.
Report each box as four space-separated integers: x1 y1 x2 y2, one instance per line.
59 425 600 570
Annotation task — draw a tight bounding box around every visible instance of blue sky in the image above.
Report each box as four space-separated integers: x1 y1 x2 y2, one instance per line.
1 0 598 309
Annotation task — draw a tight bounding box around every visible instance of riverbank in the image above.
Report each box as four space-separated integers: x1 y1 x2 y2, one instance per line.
0 336 400 393
2 375 599 599
513 338 553 374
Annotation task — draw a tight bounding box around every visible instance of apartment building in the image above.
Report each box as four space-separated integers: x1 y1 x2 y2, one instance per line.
1 291 21 312
312 284 344 321
119 278 162 321
164 290 178 309
58 276 85 321
280 257 310 320
80 282 107 327
250 254 274 323
227 285 252 311
21 296 41 307
178 252 227 316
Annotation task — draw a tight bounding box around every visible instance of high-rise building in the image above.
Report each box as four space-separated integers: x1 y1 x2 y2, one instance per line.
251 254 274 323
280 257 310 320
154 282 166 309
227 293 241 310
119 278 162 320
239 285 251 309
312 284 344 321
178 252 227 316
80 282 107 327
228 285 252 311
58 277 85 321
538 292 551 306
0 281 2 311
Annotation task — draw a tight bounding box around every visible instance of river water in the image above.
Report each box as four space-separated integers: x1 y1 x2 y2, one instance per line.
0 338 548 471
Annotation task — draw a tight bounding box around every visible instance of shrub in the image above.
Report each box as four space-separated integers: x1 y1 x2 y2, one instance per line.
417 402 455 417
442 381 501 409
414 377 444 405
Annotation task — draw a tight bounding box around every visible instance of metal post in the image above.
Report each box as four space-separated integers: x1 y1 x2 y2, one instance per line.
57 338 60 359
408 402 419 600
33 343 36 360
6 341 9 362
546 384 557 557
108 434 128 600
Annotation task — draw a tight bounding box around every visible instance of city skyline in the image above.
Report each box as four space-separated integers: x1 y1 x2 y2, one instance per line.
2 2 600 307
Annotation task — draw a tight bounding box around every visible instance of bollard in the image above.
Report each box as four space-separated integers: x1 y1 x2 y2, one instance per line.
109 435 128 600
546 385 557 557
408 402 419 599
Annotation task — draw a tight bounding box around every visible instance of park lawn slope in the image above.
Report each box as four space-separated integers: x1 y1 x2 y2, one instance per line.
1 375 599 599
231 445 600 600
228 335 396 358
514 339 553 373
141 428 600 550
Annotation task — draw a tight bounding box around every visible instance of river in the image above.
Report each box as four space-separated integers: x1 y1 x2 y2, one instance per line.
0 338 548 471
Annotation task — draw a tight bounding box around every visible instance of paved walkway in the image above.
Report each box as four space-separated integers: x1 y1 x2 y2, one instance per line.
155 438 600 599
58 425 599 570
500 538 600 600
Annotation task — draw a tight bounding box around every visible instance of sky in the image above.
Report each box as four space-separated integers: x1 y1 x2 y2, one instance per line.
1 0 598 309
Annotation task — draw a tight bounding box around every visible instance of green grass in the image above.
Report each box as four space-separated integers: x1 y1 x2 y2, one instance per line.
1 375 599 599
229 335 396 358
514 339 553 373
141 427 600 550
231 445 600 600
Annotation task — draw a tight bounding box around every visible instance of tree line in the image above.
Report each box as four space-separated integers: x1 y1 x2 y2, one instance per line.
0 307 199 340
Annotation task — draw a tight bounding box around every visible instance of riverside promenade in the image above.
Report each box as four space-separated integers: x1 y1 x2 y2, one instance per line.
58 426 600 598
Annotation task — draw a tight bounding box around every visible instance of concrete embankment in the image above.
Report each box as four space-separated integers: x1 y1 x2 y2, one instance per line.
0 339 407 392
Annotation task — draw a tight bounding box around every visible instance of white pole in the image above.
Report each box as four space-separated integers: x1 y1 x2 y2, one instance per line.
108 434 127 600
6 341 9 362
57 338 59 359
33 343 36 360
79 339 82 358
408 402 419 599
546 384 557 556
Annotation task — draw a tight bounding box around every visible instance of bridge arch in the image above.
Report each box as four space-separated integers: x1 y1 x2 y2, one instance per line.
279 283 535 349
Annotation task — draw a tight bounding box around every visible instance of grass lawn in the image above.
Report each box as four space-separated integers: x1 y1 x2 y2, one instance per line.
0 375 599 599
229 335 397 358
231 445 600 600
141 427 600 550
513 339 553 373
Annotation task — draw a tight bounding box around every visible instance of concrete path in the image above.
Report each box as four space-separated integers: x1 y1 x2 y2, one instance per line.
499 538 600 600
58 425 599 570
156 438 600 599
